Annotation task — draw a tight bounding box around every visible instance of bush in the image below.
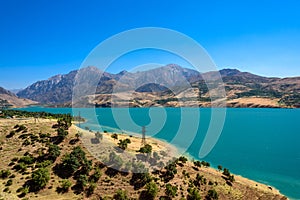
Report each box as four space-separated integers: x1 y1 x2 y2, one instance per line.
5 179 13 186
14 163 27 172
19 155 35 165
139 144 152 154
6 130 16 138
31 168 50 191
145 181 158 200
89 168 102 183
165 183 177 198
47 144 61 161
206 189 218 199
179 156 188 163
187 187 201 200
36 160 53 168
60 179 72 192
111 133 118 140
113 189 129 200
86 182 96 196
194 161 201 167
0 170 11 179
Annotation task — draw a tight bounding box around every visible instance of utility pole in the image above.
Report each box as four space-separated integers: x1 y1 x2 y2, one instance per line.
141 126 146 146
78 111 81 128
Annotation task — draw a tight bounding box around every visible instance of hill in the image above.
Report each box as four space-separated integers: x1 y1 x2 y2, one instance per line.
17 65 300 108
0 86 36 108
0 110 287 199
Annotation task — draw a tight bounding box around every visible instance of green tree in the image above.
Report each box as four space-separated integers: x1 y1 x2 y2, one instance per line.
86 182 96 196
145 181 158 200
47 144 61 161
206 189 218 200
77 174 88 188
89 168 102 183
118 139 131 150
165 183 177 198
194 160 201 167
31 168 50 191
60 179 72 192
114 189 129 200
217 165 222 171
187 187 201 200
179 156 188 163
222 168 230 177
139 144 152 154
111 133 118 140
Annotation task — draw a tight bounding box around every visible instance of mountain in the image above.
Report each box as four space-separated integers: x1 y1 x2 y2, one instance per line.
17 70 78 104
17 65 300 108
0 86 36 108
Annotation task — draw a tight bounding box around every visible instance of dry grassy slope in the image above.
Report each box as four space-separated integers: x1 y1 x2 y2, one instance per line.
0 118 287 200
0 94 37 108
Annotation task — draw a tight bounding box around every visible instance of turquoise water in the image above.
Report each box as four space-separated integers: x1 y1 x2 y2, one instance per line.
18 107 300 199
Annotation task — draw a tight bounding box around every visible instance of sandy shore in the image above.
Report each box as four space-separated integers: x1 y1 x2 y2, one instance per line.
74 125 179 171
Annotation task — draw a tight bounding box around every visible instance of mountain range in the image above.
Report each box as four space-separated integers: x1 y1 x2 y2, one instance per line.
2 64 300 108
0 86 36 108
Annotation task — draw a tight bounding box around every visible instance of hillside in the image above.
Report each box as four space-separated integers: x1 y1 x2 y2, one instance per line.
0 110 287 200
17 65 300 108
0 87 36 108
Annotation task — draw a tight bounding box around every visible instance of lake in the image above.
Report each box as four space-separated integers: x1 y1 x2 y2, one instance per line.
18 107 300 199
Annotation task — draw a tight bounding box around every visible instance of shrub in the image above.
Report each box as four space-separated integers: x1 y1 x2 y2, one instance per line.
145 181 158 200
36 160 53 168
194 161 201 167
111 133 118 140
60 179 72 192
179 156 188 163
31 168 50 191
206 189 218 199
187 187 201 200
77 174 88 187
217 165 222 171
139 144 152 154
89 168 102 183
47 144 61 161
5 179 13 186
165 183 178 198
0 170 11 179
14 162 27 172
19 155 35 165
86 182 96 196
113 189 129 200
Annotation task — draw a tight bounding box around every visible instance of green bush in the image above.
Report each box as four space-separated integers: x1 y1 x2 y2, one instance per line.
14 162 27 172
145 181 158 200
36 160 52 168
31 168 50 191
5 179 13 186
60 179 72 192
0 170 11 179
19 155 35 165
165 183 178 198
187 187 201 200
206 189 218 199
113 189 129 200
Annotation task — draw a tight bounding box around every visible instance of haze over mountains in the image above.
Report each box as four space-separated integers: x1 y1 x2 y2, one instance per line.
1 64 300 108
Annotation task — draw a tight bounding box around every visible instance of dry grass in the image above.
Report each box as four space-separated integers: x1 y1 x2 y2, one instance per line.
0 118 287 200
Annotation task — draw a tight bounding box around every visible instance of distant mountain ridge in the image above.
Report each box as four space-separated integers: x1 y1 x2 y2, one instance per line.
16 65 300 108
0 86 36 108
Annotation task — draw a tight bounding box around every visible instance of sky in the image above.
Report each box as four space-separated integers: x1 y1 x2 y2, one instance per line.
0 0 300 89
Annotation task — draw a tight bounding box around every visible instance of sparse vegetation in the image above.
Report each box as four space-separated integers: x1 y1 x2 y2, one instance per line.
0 111 287 199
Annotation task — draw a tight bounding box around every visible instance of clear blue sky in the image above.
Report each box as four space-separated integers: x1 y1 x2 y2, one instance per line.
0 0 300 89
